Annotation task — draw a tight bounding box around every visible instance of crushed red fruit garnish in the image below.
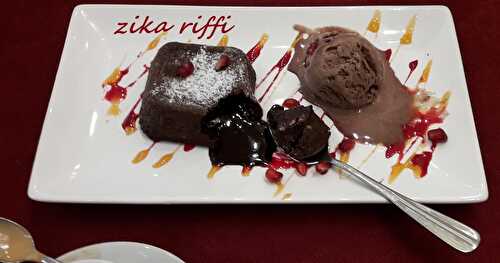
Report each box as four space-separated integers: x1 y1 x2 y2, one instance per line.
338 138 356 153
265 168 283 183
315 161 331 175
410 151 433 177
215 54 230 71
282 98 300 108
177 62 194 77
295 163 308 176
428 128 448 146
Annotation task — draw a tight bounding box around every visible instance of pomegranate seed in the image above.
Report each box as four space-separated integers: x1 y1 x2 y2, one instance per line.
384 49 392 61
411 152 432 168
338 138 355 153
215 54 230 71
410 152 432 177
177 62 194 78
295 163 308 176
265 168 283 183
183 144 196 152
428 128 448 145
315 161 331 175
282 98 300 108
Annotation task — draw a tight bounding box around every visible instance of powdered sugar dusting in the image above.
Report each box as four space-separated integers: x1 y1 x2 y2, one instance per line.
152 47 246 108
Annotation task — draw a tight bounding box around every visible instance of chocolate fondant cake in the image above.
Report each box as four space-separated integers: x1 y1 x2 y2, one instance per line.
139 42 256 145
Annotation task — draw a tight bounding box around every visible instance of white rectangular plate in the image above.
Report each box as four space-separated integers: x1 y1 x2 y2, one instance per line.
29 5 487 203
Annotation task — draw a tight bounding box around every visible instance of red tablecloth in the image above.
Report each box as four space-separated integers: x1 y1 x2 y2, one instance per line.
3 0 499 262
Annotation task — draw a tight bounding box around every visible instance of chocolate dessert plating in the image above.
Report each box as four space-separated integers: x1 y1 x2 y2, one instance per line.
139 42 256 145
289 25 414 145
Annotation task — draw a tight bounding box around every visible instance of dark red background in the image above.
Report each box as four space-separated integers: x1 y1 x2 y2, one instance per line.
2 0 499 262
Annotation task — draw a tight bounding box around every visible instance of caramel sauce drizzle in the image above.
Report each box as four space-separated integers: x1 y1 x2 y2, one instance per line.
365 10 382 37
391 15 417 62
281 193 293 200
389 157 423 183
132 142 156 164
217 35 229 46
417 59 433 88
241 166 252 176
207 165 222 179
400 15 417 45
102 67 124 87
153 144 182 168
273 173 294 197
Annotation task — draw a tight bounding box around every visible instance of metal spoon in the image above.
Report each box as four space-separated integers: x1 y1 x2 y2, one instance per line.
286 147 480 253
0 217 62 263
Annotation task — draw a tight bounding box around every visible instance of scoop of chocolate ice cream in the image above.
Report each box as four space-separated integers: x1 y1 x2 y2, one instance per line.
267 105 330 160
289 25 413 145
291 26 383 110
307 31 382 109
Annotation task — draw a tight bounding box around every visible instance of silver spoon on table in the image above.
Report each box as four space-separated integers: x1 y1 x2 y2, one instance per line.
287 147 480 253
0 217 62 263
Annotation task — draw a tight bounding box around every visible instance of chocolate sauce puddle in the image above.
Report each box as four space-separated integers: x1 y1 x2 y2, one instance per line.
201 95 276 167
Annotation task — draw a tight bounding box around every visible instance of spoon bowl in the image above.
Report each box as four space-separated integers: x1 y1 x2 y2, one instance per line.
0 218 62 263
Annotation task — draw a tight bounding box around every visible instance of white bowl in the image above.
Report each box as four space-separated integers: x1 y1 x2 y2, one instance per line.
57 241 184 263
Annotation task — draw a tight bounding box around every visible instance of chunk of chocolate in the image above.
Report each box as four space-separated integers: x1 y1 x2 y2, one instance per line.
267 105 330 160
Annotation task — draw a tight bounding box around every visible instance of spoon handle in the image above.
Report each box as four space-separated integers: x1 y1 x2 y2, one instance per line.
330 159 480 253
40 254 64 263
